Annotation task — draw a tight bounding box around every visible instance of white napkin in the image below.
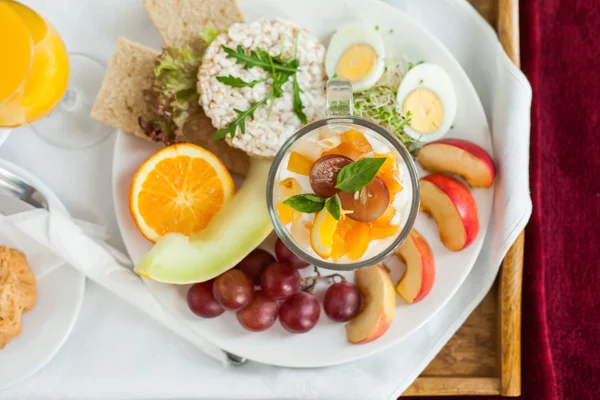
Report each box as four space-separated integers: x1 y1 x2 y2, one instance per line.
0 0 532 399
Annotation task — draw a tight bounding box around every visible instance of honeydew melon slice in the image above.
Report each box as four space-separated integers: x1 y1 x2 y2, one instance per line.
134 157 273 284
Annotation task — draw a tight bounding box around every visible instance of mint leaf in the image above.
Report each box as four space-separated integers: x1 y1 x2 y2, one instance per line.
325 194 342 220
283 194 325 213
216 75 264 88
335 158 387 193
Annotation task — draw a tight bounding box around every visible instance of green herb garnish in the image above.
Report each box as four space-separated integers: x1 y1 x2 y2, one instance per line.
335 158 387 193
325 194 342 221
216 76 265 88
375 25 380 31
222 45 299 73
283 194 325 213
215 45 306 137
213 97 269 139
419 79 423 85
407 60 424 71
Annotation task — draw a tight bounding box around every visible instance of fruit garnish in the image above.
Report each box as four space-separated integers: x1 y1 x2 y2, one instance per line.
236 249 276 285
275 238 310 269
373 152 396 174
372 205 396 227
187 281 225 318
342 129 373 153
279 292 321 333
324 282 361 322
213 269 255 310
370 225 400 240
322 142 361 160
129 143 235 243
310 208 340 258
287 151 315 175
329 216 355 260
339 176 390 222
380 170 403 196
277 177 302 224
260 262 301 300
309 155 352 198
346 222 371 260
133 158 273 284
236 291 279 332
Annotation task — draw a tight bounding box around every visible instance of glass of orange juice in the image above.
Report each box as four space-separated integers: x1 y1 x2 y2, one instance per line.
0 0 111 148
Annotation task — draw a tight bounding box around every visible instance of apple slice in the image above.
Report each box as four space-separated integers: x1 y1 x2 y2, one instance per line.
417 139 495 188
420 174 479 251
346 265 396 344
395 230 435 303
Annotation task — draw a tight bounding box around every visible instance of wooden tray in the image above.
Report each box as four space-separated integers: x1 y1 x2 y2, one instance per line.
403 0 524 397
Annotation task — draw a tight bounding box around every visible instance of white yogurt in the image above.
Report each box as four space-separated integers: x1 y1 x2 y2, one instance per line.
275 124 413 265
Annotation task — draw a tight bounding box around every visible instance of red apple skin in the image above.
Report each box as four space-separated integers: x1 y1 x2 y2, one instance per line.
396 230 435 303
421 174 479 250
418 139 495 188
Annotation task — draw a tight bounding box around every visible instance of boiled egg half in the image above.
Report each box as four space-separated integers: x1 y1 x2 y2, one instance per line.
326 22 385 93
396 63 456 142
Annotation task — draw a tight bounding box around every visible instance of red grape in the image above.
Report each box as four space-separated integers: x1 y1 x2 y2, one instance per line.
323 282 361 322
236 291 279 332
275 238 309 269
260 262 301 300
339 176 390 222
309 155 353 197
236 249 276 285
187 281 225 318
212 270 254 310
279 292 320 333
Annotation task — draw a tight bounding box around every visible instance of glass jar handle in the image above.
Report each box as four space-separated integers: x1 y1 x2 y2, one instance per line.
326 79 353 116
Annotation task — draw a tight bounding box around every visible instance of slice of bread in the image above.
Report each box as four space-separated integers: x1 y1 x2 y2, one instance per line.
91 37 249 175
143 0 246 52
91 37 158 140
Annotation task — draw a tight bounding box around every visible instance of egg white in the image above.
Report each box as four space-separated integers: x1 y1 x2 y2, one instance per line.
396 63 457 142
326 22 385 93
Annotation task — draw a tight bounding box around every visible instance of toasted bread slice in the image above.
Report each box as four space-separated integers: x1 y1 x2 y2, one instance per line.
143 0 246 52
91 37 158 140
91 37 249 175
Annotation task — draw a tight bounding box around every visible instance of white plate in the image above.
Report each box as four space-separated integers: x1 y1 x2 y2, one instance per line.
112 0 493 367
0 129 10 147
0 160 86 390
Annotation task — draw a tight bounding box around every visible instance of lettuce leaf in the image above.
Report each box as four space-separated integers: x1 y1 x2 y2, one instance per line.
139 46 202 145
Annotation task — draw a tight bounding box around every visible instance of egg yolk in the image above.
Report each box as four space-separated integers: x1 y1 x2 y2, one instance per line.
336 44 377 83
402 88 444 134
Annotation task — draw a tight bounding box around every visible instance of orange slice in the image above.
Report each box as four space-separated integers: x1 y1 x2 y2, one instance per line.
130 143 235 243
310 208 340 258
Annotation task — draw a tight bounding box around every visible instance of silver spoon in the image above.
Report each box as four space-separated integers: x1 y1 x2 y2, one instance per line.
0 165 247 366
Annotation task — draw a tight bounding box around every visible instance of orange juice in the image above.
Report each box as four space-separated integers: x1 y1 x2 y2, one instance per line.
0 0 69 127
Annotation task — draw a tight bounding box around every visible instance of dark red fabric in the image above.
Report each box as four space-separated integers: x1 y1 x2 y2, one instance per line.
410 0 600 399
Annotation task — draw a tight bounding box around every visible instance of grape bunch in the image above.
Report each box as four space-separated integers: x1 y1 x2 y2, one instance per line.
186 238 363 334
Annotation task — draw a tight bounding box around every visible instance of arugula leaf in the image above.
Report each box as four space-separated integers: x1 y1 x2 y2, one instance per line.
335 158 387 193
216 75 264 88
325 194 342 220
213 97 269 139
222 45 299 73
283 194 326 213
292 75 307 124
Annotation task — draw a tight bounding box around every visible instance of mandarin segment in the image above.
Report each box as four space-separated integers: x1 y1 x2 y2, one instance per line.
277 202 299 224
373 152 397 174
342 129 373 153
372 206 396 227
287 151 314 175
346 222 372 260
371 225 400 240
